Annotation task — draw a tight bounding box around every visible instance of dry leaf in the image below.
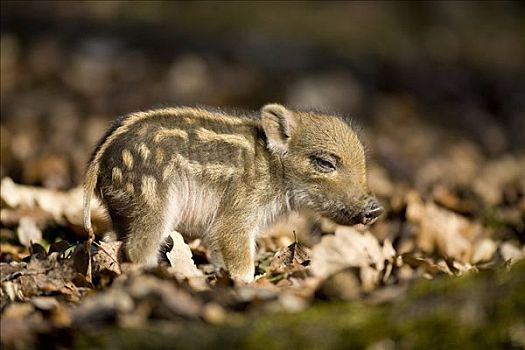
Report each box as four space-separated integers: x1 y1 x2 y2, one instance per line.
406 191 483 262
471 238 498 264
268 239 310 275
48 240 71 256
31 296 59 311
166 231 205 280
16 217 42 247
1 253 81 302
311 226 396 286
499 242 525 264
473 156 525 206
0 177 109 235
401 254 453 276
92 240 123 279
71 288 135 327
126 274 203 319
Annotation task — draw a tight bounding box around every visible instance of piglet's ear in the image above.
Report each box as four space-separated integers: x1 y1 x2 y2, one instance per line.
261 103 296 154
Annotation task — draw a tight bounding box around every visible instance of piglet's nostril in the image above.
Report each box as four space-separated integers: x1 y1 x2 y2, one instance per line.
365 205 383 219
360 201 384 224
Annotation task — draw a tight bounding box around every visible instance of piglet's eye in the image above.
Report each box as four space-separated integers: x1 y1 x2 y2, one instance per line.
310 155 337 173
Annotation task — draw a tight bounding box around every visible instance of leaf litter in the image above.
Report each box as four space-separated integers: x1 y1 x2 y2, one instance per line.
1 166 525 348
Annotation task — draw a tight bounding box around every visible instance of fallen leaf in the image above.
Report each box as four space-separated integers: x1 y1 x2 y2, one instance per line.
1 253 82 302
406 191 483 262
29 243 47 260
268 237 311 275
17 217 42 248
500 242 524 264
166 231 205 282
473 156 525 206
48 240 71 257
71 288 135 328
126 274 202 319
71 243 93 286
0 177 110 236
31 296 59 311
401 254 452 276
471 238 498 264
311 226 396 290
92 240 122 275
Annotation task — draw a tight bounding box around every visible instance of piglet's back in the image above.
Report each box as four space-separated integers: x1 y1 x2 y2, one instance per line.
83 107 264 233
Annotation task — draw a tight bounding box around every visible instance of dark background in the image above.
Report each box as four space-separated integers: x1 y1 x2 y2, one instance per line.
1 1 524 190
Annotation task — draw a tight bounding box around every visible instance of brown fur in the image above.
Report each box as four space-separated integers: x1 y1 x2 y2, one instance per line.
84 104 381 282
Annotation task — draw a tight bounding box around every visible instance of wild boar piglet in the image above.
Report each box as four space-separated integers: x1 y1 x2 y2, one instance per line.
84 104 383 282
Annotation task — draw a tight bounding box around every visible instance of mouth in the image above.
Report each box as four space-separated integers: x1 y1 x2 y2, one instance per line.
327 205 384 226
359 214 380 225
311 197 384 227
327 208 364 226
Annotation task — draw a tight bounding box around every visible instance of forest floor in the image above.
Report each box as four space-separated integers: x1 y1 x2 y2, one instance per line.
1 151 524 349
1 3 525 349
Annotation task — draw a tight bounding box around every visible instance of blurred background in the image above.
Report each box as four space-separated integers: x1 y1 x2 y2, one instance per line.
1 4 525 348
1 1 524 192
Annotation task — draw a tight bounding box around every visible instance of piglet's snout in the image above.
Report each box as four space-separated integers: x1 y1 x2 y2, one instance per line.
360 200 383 225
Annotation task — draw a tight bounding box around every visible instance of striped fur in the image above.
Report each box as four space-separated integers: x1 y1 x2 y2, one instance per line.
83 104 377 282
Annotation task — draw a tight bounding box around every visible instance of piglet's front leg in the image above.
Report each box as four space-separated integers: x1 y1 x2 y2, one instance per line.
211 217 256 283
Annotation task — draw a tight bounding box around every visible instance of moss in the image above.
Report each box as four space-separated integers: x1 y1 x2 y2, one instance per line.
243 303 390 350
74 262 525 350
